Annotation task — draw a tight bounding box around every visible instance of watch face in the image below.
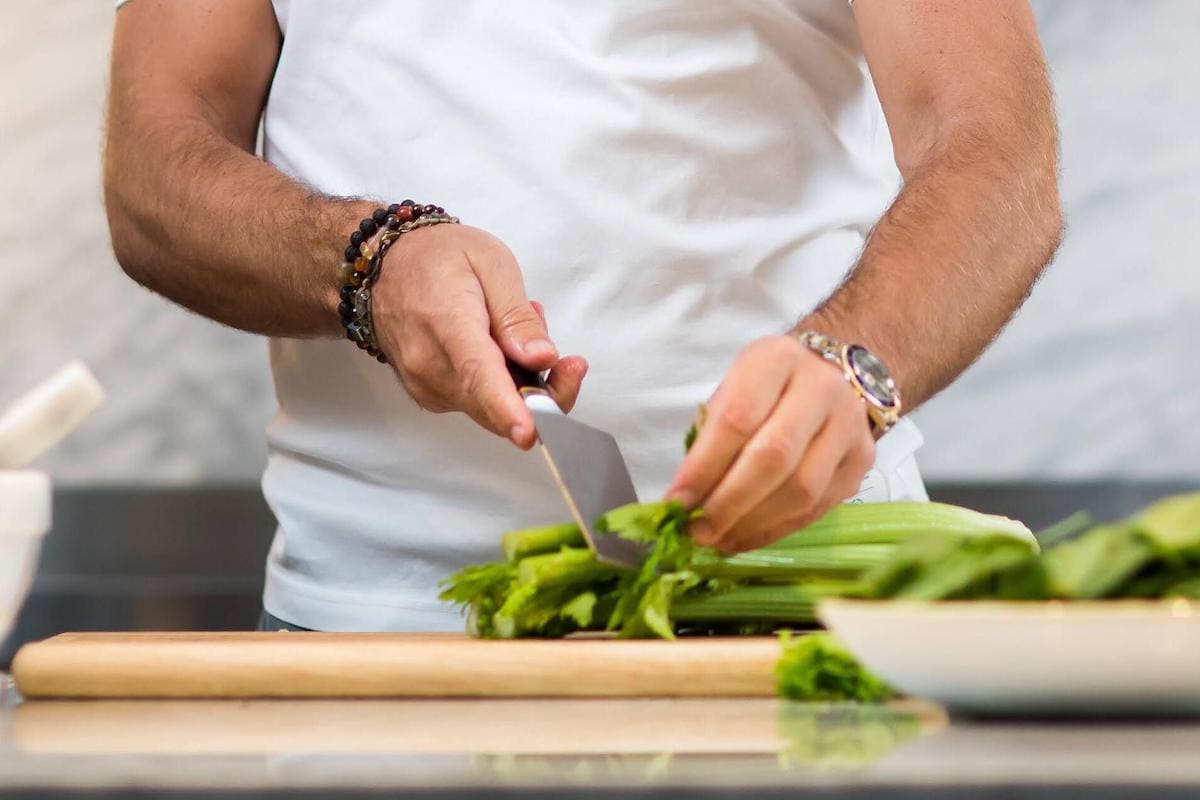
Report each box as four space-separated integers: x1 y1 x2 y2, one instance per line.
847 345 897 407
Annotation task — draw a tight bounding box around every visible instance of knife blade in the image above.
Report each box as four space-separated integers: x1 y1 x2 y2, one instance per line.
507 360 644 569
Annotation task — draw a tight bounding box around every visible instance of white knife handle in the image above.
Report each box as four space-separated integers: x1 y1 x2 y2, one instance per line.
0 361 105 468
506 359 562 415
524 392 561 415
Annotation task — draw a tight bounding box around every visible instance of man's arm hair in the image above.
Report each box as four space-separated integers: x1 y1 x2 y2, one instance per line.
800 0 1063 409
105 0 373 337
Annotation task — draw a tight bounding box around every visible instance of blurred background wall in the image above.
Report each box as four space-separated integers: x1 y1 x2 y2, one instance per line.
2 0 1198 485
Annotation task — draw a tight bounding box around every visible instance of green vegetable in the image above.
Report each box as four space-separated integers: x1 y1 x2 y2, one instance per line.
866 492 1200 602
1041 523 1153 598
776 631 895 703
1164 577 1200 598
683 404 706 453
441 498 1035 640
860 533 1040 600
441 410 1042 640
1032 510 1094 547
694 501 1035 582
501 523 584 563
1137 492 1200 552
672 582 853 624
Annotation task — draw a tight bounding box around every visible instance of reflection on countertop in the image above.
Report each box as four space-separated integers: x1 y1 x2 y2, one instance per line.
3 685 1200 798
4 695 941 760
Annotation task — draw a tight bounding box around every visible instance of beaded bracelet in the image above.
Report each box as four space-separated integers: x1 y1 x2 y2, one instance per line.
336 200 459 363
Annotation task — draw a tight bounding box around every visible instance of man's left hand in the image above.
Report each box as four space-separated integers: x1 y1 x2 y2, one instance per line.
665 335 876 554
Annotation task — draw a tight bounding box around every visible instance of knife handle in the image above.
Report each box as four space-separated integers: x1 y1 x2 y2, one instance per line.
506 359 549 396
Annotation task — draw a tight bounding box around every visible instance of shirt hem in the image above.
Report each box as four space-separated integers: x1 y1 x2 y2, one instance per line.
263 566 466 633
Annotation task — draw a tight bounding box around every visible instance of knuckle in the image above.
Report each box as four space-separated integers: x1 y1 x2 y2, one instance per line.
495 303 540 334
716 401 760 440
396 354 418 380
476 239 520 275
751 434 796 474
405 383 447 413
699 507 730 539
776 334 805 358
456 356 488 399
701 511 725 536
760 335 801 368
478 230 514 259
396 343 430 378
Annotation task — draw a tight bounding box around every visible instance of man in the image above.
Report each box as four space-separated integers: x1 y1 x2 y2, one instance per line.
105 1 1061 632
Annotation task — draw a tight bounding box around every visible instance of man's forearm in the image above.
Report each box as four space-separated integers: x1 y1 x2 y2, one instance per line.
104 112 371 338
800 122 1063 411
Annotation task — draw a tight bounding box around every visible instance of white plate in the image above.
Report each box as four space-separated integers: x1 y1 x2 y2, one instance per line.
818 598 1200 717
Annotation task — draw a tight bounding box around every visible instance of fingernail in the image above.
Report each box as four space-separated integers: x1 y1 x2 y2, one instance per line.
689 519 714 545
521 338 556 358
510 424 527 444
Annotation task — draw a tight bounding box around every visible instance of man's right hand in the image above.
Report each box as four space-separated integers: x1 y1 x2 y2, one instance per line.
371 223 587 449
106 0 585 449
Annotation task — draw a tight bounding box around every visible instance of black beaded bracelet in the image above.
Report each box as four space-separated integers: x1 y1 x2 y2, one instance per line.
336 200 458 363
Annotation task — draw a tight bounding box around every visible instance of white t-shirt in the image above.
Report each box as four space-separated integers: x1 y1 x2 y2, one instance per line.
142 0 931 630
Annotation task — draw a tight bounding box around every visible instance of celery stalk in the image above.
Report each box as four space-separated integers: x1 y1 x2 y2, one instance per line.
442 497 1038 641
692 545 896 579
501 523 584 564
760 502 1036 550
671 582 856 624
515 548 615 589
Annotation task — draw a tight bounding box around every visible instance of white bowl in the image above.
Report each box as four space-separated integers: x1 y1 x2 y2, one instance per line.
0 471 51 645
818 598 1200 717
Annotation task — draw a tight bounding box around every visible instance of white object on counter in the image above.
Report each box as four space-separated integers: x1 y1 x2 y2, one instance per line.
819 598 1200 717
0 361 105 468
0 470 52 643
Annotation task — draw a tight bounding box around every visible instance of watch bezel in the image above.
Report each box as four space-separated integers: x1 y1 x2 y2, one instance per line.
794 330 903 435
840 344 900 412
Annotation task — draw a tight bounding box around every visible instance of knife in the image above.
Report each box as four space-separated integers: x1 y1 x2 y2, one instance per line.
507 360 645 569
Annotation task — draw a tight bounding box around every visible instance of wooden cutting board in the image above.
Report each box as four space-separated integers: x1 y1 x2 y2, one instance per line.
12 632 781 699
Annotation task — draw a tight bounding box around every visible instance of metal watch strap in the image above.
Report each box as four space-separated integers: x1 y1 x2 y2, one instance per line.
792 329 901 437
795 330 842 367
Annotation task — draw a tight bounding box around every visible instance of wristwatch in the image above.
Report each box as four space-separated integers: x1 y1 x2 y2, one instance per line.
793 330 902 437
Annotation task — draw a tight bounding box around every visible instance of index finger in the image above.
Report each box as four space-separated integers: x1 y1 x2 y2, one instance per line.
665 341 793 509
469 243 558 371
439 317 537 448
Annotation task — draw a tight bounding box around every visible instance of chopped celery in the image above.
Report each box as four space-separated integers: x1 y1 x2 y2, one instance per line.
441 497 1036 640
776 632 895 703
502 523 584 564
516 548 614 589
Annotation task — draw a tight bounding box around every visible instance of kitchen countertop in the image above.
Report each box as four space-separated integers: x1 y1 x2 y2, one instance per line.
4 674 1200 798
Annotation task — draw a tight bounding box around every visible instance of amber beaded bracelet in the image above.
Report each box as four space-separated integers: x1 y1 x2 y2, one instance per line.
337 200 459 363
